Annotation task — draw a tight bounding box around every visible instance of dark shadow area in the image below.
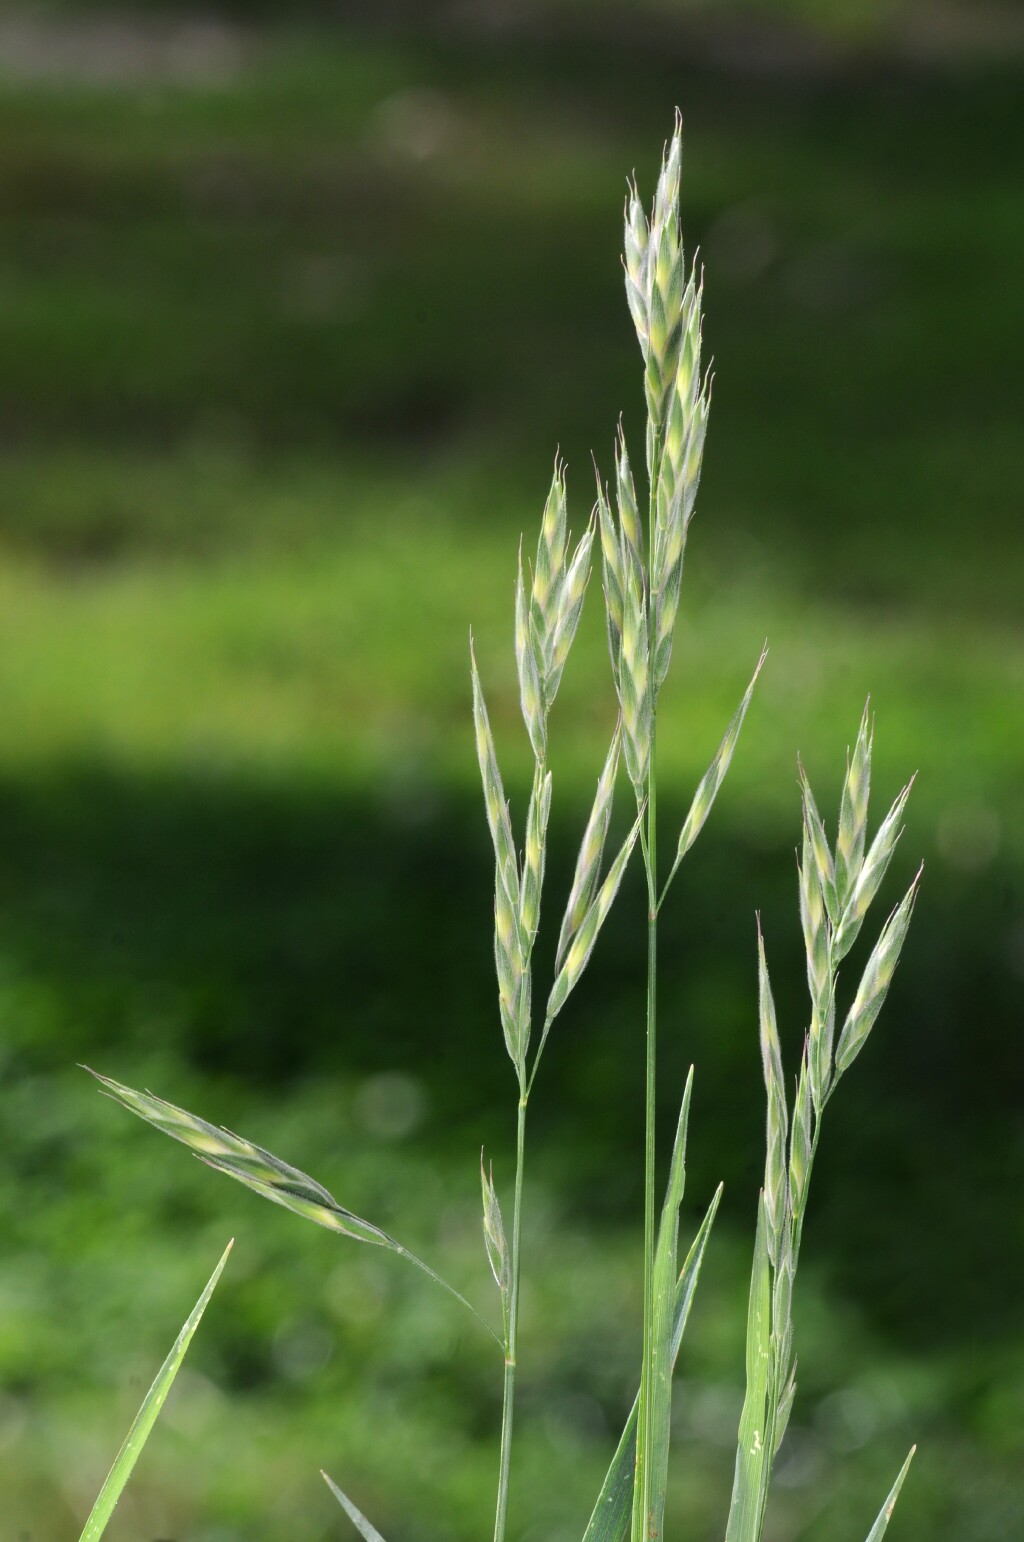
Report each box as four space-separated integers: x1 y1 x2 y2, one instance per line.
0 763 1019 1353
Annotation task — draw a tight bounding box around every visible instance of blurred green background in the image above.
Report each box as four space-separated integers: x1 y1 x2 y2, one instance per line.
0 1 1021 1538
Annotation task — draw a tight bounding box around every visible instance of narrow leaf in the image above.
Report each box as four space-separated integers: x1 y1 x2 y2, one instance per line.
632 1071 694 1542
79 1241 232 1542
724 1195 772 1542
581 1185 722 1542
322 1472 389 1542
864 1448 916 1542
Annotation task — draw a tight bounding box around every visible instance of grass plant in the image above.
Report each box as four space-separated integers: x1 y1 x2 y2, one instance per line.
87 116 920 1541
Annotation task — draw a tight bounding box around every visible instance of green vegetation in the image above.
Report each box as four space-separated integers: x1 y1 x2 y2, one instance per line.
0 16 1020 1541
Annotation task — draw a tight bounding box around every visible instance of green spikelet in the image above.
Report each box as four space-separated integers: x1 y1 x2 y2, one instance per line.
643 119 685 430
788 1054 813 1229
547 523 594 705
532 458 568 660
556 725 621 968
798 812 831 1021
757 921 788 1270
836 700 873 907
597 474 625 689
615 426 643 564
480 1151 510 1302
834 775 916 961
798 758 838 924
618 556 651 792
672 644 767 868
835 868 921 1076
624 179 650 354
520 769 552 949
515 544 546 761
546 809 643 1023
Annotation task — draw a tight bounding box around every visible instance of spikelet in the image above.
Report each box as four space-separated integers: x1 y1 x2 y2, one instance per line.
798 758 838 924
618 552 652 792
623 179 650 354
480 1152 509 1300
643 117 685 430
833 775 916 961
520 769 552 949
546 808 643 1023
547 523 594 706
470 642 528 1069
597 474 625 689
757 922 789 1269
788 1054 814 1228
556 724 621 969
531 459 568 662
89 1073 397 1247
798 813 831 1018
673 644 767 865
515 543 546 761
835 868 922 1076
615 425 643 566
836 700 873 908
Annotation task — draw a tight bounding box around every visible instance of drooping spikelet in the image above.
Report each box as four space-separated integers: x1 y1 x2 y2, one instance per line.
89 1073 397 1246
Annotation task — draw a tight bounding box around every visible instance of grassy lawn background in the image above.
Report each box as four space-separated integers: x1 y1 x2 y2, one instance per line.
0 12 1020 1540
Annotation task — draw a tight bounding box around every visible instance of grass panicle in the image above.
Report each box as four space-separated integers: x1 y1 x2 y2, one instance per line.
87 112 923 1542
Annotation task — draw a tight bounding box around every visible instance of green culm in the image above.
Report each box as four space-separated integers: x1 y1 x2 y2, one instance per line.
86 114 921 1542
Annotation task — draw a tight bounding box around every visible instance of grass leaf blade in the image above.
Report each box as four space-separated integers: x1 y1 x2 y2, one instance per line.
322 1472 389 1542
864 1447 916 1542
582 1182 721 1542
724 1194 772 1542
78 1240 232 1542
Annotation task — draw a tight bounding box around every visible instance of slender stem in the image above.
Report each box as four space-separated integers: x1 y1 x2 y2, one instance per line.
492 1090 527 1542
634 439 662 1542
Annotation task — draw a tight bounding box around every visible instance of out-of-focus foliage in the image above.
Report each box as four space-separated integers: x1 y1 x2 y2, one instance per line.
0 8 1020 1540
